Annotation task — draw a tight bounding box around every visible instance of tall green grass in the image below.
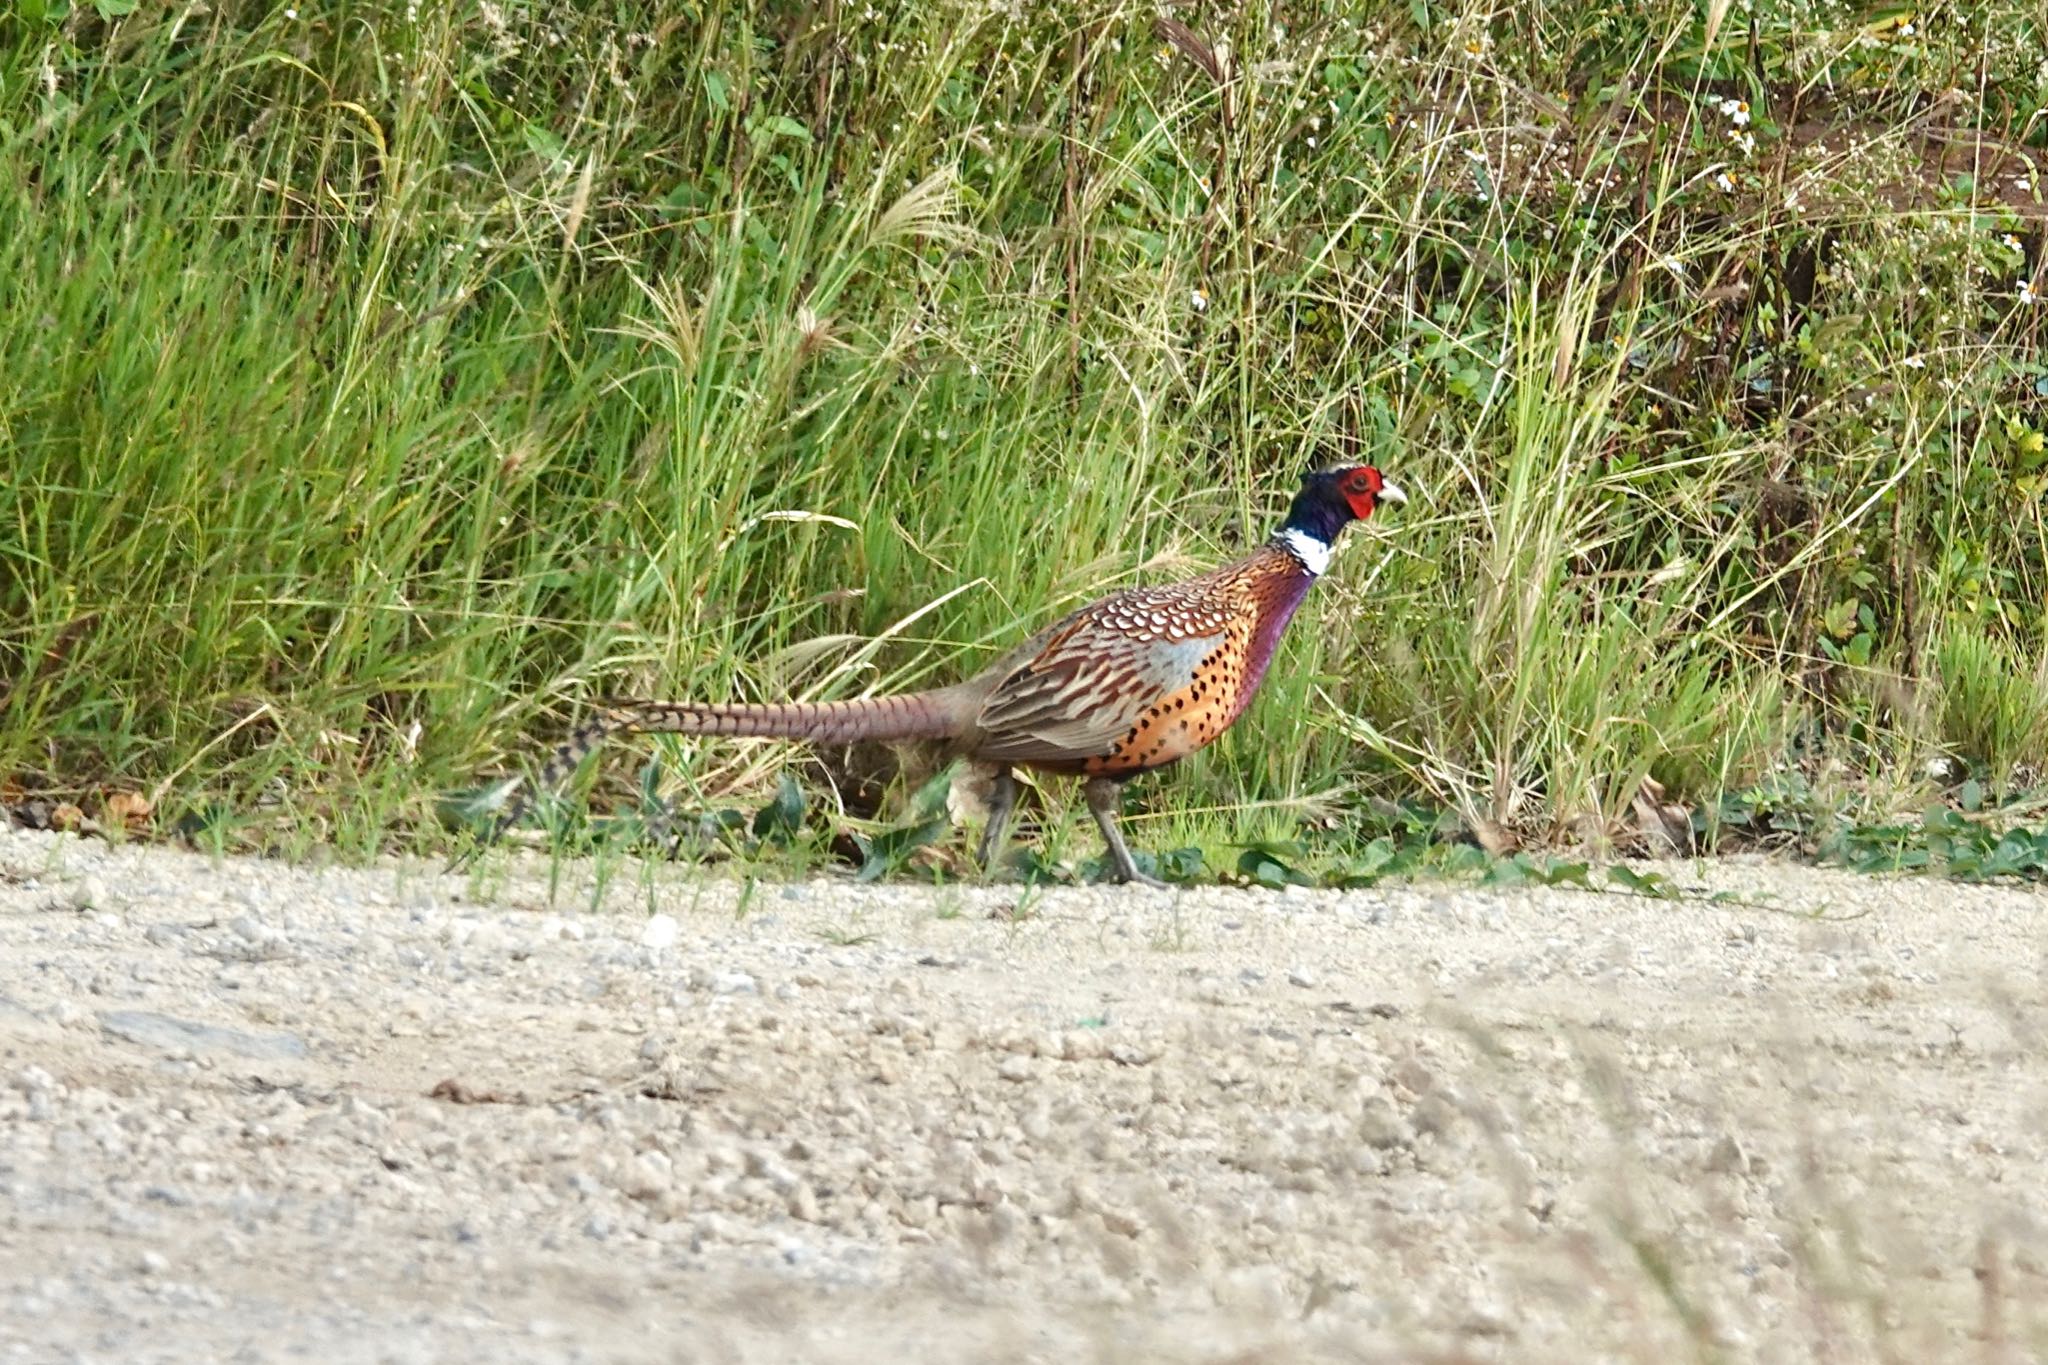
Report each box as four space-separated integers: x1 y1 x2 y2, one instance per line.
1 1 2044 861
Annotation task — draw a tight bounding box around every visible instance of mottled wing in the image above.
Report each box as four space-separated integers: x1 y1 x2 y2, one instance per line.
971 582 1241 764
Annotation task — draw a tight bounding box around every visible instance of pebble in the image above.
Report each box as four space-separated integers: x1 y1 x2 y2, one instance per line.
639 914 680 950
98 1010 309 1061
1357 1096 1412 1150
40 877 103 914
11 1065 56 1095
1706 1133 1752 1176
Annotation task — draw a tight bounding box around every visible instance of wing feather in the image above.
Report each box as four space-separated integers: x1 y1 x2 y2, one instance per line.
970 583 1242 763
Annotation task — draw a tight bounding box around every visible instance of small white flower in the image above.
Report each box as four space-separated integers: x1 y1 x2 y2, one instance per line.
1719 98 1751 127
2022 279 2040 306
1305 136 1316 148
1715 171 1736 193
1191 288 1209 312
1902 355 1925 369
1730 129 1756 156
1898 21 1914 36
285 4 298 15
2000 233 2025 254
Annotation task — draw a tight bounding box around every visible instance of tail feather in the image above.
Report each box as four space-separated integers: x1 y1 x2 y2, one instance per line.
611 692 966 747
476 690 968 846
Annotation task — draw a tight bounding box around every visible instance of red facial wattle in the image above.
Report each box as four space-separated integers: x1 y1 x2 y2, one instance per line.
1343 466 1406 520
1342 469 1382 520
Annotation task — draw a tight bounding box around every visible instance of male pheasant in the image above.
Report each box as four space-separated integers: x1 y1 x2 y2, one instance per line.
476 465 1405 886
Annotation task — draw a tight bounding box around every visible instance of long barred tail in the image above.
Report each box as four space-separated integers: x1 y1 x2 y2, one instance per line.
605 692 967 747
473 691 967 849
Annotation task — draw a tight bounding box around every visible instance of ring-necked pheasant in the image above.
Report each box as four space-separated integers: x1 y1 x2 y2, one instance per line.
473 465 1405 886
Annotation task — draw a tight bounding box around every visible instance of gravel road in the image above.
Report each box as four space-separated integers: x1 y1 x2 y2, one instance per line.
4 825 2047 1363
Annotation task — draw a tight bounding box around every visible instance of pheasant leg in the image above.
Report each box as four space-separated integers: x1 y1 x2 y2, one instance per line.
1084 776 1167 888
975 765 1018 873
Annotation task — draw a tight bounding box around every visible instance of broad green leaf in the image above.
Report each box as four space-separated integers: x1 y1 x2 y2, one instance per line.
752 772 805 844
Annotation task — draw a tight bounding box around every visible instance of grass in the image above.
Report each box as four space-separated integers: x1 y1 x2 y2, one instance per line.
1 0 2045 878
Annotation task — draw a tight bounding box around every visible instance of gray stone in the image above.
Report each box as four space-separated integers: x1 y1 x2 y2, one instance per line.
98 1011 308 1062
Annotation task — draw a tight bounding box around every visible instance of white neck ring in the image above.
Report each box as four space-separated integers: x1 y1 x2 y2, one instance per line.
1277 528 1332 576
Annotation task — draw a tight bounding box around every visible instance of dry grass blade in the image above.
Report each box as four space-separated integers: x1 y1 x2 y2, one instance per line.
870 166 979 250
619 271 701 369
1701 0 1735 53
560 152 597 254
1155 17 1223 87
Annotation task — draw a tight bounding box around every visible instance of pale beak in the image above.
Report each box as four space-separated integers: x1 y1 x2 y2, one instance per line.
1377 478 1409 507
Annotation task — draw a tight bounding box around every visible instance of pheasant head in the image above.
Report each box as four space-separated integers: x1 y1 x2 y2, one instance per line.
1276 464 1406 574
